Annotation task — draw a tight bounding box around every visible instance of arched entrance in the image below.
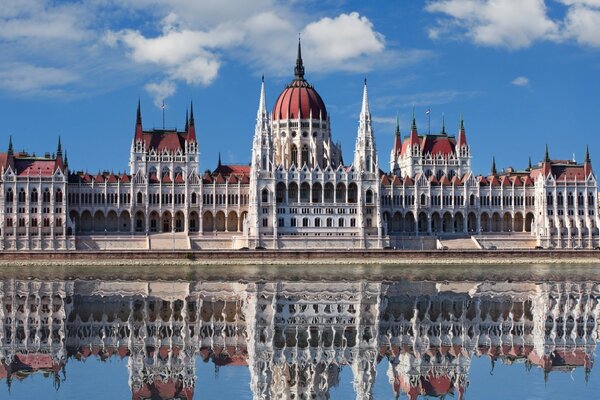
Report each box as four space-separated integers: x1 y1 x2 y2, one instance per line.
227 211 238 232
215 211 226 232
162 211 172 232
203 211 214 232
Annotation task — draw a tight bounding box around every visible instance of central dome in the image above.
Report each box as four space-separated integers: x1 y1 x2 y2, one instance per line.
272 40 327 121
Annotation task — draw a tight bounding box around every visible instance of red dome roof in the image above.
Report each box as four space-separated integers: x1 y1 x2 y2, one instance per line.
272 79 327 120
272 38 327 121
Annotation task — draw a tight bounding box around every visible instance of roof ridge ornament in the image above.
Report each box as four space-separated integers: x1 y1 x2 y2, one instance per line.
294 34 305 80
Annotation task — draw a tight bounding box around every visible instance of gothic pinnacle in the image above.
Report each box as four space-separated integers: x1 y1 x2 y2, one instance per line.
136 99 142 125
491 157 497 175
294 34 305 80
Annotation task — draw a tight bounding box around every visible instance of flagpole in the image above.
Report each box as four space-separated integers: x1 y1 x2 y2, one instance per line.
162 100 165 129
427 107 431 135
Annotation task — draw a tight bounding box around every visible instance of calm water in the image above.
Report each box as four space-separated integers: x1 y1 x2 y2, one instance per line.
0 264 599 399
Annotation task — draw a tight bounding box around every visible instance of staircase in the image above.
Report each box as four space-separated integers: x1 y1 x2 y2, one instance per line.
149 233 190 250
438 236 481 250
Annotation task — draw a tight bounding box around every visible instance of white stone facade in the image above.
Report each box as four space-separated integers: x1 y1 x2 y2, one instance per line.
1 43 598 250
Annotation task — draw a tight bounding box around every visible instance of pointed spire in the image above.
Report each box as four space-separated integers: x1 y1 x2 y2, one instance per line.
7 135 13 156
585 144 590 162
257 75 267 120
57 136 62 155
456 114 467 148
136 99 142 125
218 152 222 168
491 157 497 175
544 144 550 162
360 78 370 119
189 101 195 126
441 114 446 135
460 114 464 132
411 107 417 131
528 156 532 170
185 109 189 132
188 100 196 141
393 113 402 155
64 150 68 166
294 34 305 80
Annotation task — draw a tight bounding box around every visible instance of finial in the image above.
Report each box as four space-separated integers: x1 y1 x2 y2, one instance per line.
261 74 264 83
294 34 305 80
64 150 68 166
185 109 189 132
395 113 400 136
411 106 417 131
218 152 222 168
189 100 195 125
491 157 497 175
528 156 532 170
57 136 62 154
544 144 550 162
136 98 142 125
7 135 13 156
460 113 464 131
441 114 446 135
585 144 590 162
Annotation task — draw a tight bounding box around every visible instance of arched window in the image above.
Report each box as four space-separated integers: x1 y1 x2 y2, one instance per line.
31 189 38 203
338 218 345 227
302 217 309 227
55 189 63 203
137 192 143 204
191 192 197 204
43 188 50 203
315 218 321 227
301 145 309 167
420 193 427 206
261 189 269 203
18 189 25 203
366 190 373 204
6 189 13 203
291 145 298 166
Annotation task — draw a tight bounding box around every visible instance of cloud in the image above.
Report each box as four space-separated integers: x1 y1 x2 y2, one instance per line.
301 13 385 72
425 0 560 49
511 76 530 87
145 80 177 108
563 3 600 47
0 63 79 94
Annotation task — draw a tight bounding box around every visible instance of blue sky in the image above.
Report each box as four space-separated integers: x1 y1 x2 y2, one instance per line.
1 0 599 175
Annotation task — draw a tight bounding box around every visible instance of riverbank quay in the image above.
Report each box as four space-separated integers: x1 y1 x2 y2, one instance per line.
0 249 598 267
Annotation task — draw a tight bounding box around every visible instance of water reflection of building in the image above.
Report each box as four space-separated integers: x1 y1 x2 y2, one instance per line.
0 279 597 399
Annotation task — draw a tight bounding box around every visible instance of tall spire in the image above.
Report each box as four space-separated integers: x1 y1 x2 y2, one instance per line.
360 78 370 120
392 113 402 156
7 135 13 156
136 99 142 126
491 157 497 175
585 144 590 162
188 100 196 141
294 34 305 80
441 114 446 135
218 152 222 168
528 156 532 170
185 109 189 132
544 144 550 162
456 114 468 148
64 150 68 166
257 75 267 120
411 107 417 131
57 136 62 156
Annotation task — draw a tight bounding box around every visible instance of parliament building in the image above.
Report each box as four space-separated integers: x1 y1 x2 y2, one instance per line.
0 41 598 251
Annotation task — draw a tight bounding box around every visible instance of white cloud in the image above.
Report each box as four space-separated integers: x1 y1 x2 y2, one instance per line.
301 13 385 72
0 63 79 93
563 3 600 47
425 0 560 49
145 80 177 108
511 76 530 86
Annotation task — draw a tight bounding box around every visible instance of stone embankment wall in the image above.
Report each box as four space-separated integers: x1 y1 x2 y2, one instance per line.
0 249 598 266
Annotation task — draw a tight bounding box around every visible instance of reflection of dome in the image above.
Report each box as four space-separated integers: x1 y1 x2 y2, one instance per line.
272 40 327 121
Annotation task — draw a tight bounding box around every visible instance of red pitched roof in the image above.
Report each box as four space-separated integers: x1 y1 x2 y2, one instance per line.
213 164 251 177
421 135 456 157
14 159 57 176
381 174 391 186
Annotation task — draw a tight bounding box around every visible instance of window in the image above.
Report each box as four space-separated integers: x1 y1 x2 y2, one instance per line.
6 189 13 203
366 190 373 204
262 218 268 227
301 145 309 167
291 145 298 166
18 189 26 203
327 218 333 227
55 189 63 203
191 192 197 204
278 218 284 227
302 217 309 227
315 218 321 227
31 189 38 203
338 218 345 227
262 189 269 203
291 218 297 227
350 218 356 227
